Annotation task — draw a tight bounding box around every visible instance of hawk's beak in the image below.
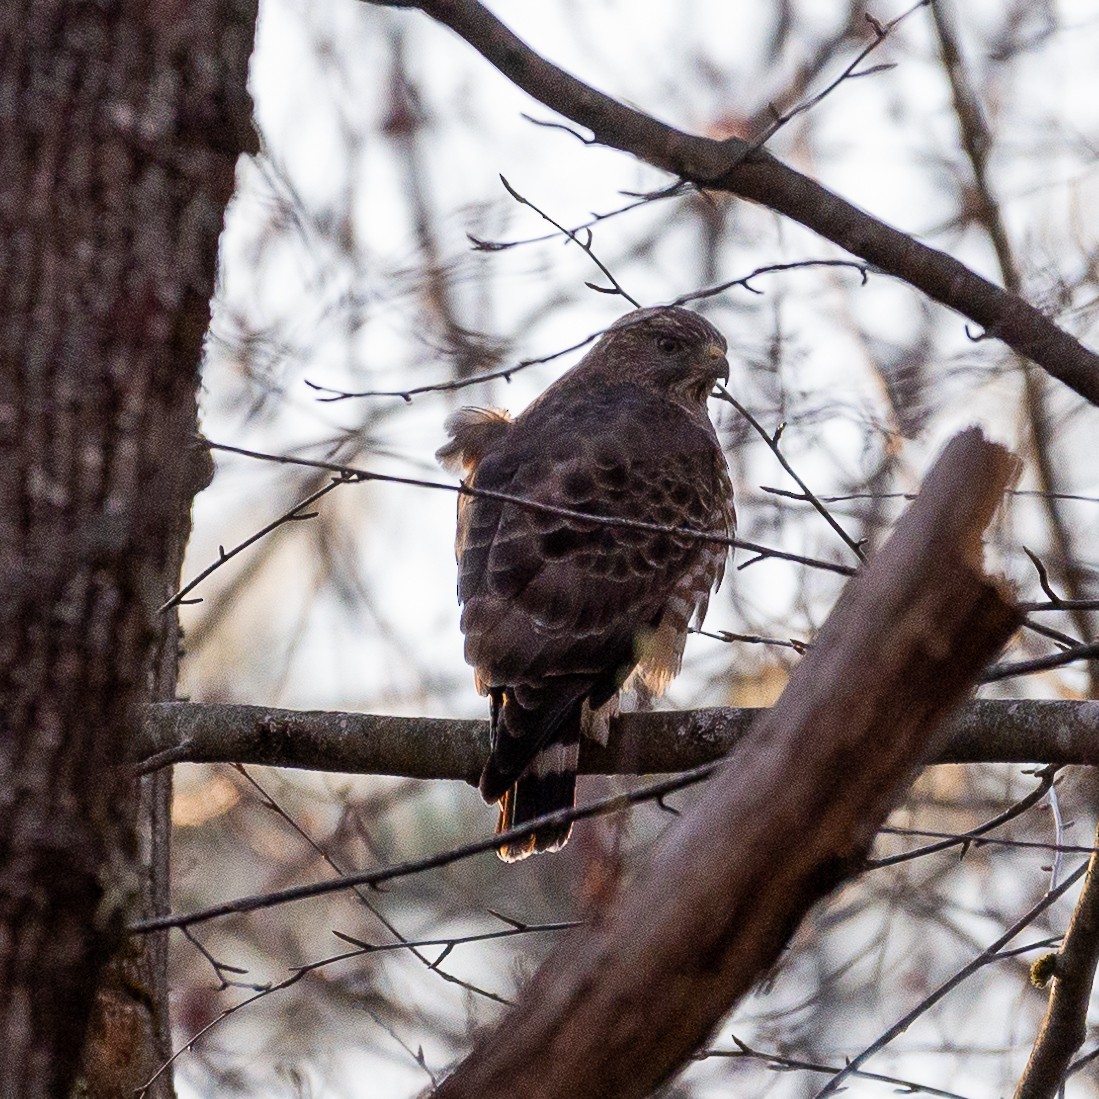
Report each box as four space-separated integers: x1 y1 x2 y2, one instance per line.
705 341 730 386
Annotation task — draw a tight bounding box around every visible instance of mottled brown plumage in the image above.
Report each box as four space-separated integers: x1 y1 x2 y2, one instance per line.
438 306 735 860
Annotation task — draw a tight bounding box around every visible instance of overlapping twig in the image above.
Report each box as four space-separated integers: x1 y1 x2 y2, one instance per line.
698 1037 973 1099
811 861 1090 1097
716 383 866 562
365 0 1099 405
204 438 856 577
138 917 576 1096
130 762 721 933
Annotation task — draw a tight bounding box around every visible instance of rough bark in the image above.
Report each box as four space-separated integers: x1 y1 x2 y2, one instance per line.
433 428 1020 1099
0 2 257 1097
135 697 1099 779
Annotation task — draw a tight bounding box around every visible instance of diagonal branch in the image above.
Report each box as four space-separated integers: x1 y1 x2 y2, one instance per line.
929 1 1097 691
366 0 1099 406
1013 819 1099 1099
430 428 1019 1099
813 861 1090 1097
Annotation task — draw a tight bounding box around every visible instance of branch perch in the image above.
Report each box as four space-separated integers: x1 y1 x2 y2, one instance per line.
136 697 1099 779
430 428 1019 1099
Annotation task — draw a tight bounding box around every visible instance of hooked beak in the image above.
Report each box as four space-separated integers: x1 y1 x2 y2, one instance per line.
705 341 730 386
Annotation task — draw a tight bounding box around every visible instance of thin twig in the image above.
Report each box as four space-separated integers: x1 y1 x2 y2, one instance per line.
130 762 722 933
498 174 640 306
866 765 1058 870
691 626 808 654
1021 600 1099 613
304 332 598 402
1024 547 1065 608
467 180 686 252
362 1008 438 1087
742 1 930 156
1046 782 1066 892
1021 616 1082 650
764 487 1099 506
234 765 507 1005
304 262 874 403
812 861 1090 1097
878 828 1098 859
699 1038 974 1099
139 919 575 1096
204 438 856 577
158 476 348 612
671 259 869 305
715 384 866 561
983 642 1099 683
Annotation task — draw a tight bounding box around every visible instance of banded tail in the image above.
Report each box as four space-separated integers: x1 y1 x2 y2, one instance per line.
479 688 585 862
494 738 579 861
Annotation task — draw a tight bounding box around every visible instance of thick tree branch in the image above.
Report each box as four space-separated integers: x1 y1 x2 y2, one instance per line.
427 430 1019 1099
136 697 1099 780
367 0 1099 406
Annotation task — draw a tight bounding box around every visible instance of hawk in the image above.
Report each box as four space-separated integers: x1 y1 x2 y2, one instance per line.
438 306 734 860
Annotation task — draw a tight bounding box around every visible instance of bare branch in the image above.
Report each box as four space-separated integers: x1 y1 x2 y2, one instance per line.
467 181 685 252
813 861 1090 1097
983 642 1099 683
866 765 1058 869
430 427 1020 1099
304 332 599 402
365 0 1099 405
497 175 640 306
1013 820 1099 1098
158 475 349 612
743 1 927 154
698 1037 973 1099
716 383 866 562
135 697 1099 781
232 765 507 1005
129 763 723 933
204 439 856 577
671 258 869 305
306 260 868 405
141 919 576 1096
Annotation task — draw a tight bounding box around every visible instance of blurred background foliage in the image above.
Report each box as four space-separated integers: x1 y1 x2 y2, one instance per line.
170 1 1098 1095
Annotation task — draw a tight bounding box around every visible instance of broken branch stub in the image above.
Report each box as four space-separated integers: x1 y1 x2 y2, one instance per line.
434 427 1021 1099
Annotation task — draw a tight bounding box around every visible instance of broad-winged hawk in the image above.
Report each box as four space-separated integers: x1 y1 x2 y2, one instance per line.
438 306 734 860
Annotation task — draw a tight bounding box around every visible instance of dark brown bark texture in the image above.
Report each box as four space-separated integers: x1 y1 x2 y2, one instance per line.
0 3 256 1097
434 429 1020 1099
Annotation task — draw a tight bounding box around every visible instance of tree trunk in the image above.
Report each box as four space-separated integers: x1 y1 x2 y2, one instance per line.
0 2 257 1096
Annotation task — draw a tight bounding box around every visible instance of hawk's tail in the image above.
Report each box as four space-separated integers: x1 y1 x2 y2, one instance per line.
495 736 579 862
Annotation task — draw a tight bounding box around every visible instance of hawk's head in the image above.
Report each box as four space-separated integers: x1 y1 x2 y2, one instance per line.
594 306 730 404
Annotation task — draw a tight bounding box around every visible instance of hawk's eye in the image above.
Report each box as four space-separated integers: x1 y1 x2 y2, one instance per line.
656 335 682 355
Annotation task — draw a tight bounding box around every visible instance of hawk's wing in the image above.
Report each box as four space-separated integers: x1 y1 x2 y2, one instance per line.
457 382 732 743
